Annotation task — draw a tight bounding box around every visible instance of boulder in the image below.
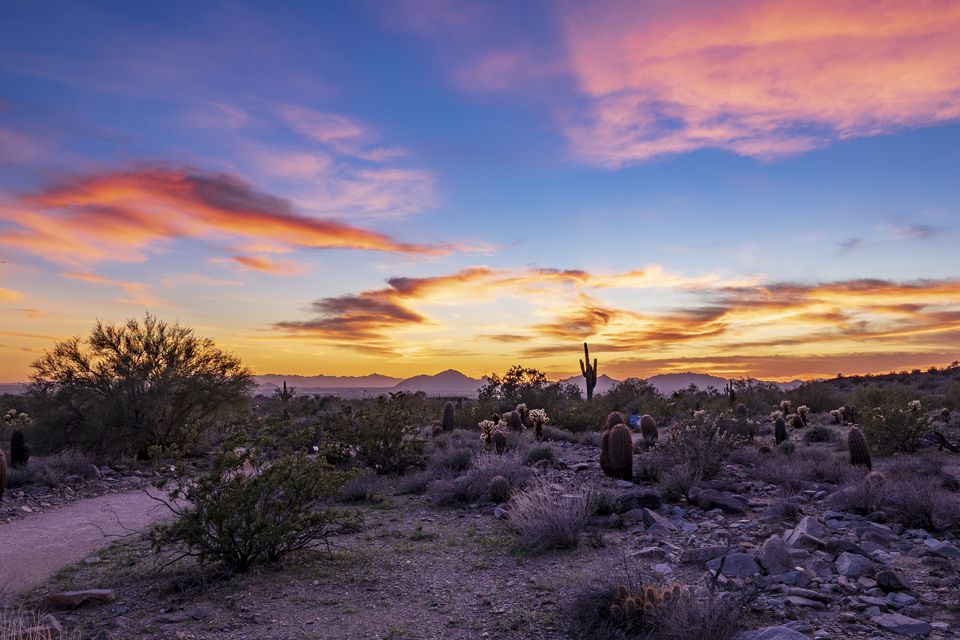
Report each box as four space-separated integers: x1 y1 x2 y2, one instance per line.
641 508 676 531
871 612 932 636
45 590 116 609
794 516 827 538
680 546 729 564
707 552 760 578
757 535 793 575
614 489 662 512
922 538 960 560
875 569 909 592
836 552 873 579
694 489 747 514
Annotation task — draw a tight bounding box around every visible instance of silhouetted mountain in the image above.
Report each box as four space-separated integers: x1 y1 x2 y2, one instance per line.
255 373 401 392
391 369 485 396
0 383 26 395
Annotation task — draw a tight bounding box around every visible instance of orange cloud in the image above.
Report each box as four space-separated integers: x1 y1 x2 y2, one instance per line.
559 0 960 165
0 287 23 301
274 266 960 378
217 255 306 276
62 270 168 306
0 165 453 267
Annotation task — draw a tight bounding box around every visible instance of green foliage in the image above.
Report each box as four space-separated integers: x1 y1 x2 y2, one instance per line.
860 401 930 454
659 414 742 480
332 391 428 474
27 314 253 456
151 449 356 573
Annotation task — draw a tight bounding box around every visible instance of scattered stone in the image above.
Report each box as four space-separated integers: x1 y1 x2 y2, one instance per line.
632 546 666 560
707 552 760 578
871 612 932 636
641 508 676 531
758 536 793 575
694 489 747 514
922 538 960 560
680 546 729 564
740 625 809 640
875 569 909 592
785 530 824 550
836 552 873 579
83 555 102 565
493 507 508 520
45 589 116 609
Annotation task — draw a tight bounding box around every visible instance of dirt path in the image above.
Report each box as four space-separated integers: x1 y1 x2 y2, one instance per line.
0 487 176 595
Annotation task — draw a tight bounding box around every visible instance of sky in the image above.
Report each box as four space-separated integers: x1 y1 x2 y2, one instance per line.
1 0 959 383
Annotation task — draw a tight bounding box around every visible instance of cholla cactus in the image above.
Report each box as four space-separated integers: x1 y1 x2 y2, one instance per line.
830 409 843 424
770 410 783 422
529 408 549 441
941 408 951 423
478 420 498 447
780 400 791 414
907 400 923 414
797 405 809 425
515 403 529 426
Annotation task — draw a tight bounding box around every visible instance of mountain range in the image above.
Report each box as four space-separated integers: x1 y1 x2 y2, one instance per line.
253 369 802 398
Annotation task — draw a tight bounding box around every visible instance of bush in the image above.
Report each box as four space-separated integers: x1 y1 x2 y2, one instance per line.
151 450 356 573
525 444 556 465
428 447 474 476
6 452 98 489
0 609 78 639
508 481 592 551
658 416 742 480
830 470 960 531
396 470 431 495
27 314 253 456
541 426 579 444
340 468 387 503
803 425 835 442
660 462 702 502
860 402 930 454
337 392 428 474
428 452 531 505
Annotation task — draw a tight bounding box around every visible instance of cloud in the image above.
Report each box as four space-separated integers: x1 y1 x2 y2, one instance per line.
0 287 23 301
557 0 960 165
274 265 960 376
837 237 867 255
216 254 306 276
888 223 945 240
276 105 407 162
0 165 454 267
62 270 168 306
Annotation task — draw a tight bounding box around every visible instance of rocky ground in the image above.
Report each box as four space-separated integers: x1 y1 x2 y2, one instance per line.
8 423 960 639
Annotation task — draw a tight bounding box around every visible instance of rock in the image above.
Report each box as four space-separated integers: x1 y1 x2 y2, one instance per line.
757 536 793 575
493 507 508 520
871 612 932 636
614 479 635 488
707 552 760 578
641 508 676 531
632 546 666 560
614 489 663 512
794 516 827 538
784 530 824 550
836 552 873 579
886 592 917 608
739 625 809 640
875 569 909 592
785 595 825 610
83 555 102 565
694 489 747 514
45 589 116 609
922 538 960 560
680 546 729 564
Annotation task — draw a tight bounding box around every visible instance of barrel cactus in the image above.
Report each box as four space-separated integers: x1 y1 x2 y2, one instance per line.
604 411 625 431
507 411 523 432
639 414 658 448
488 475 511 503
774 417 787 445
848 427 872 471
789 414 804 429
603 424 633 481
735 403 747 420
491 430 508 455
441 402 456 431
940 408 951 423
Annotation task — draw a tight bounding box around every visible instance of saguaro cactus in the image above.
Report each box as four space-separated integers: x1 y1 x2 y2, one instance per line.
580 342 598 402
442 401 456 431
276 381 295 420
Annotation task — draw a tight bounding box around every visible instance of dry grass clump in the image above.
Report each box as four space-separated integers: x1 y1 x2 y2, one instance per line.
339 468 388 503
7 452 99 489
803 425 835 443
756 447 859 494
427 447 474 476
0 608 79 639
525 444 556 465
508 480 592 551
660 462 702 503
829 461 960 531
541 426 579 444
429 452 531 505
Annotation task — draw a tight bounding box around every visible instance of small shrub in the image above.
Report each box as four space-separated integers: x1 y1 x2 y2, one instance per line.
658 417 742 480
508 481 591 551
396 470 431 495
579 431 603 447
541 425 578 444
777 441 795 455
428 447 474 476
860 403 929 454
488 475 511 503
340 469 387 503
429 452 530 506
660 462 701 502
830 470 960 531
151 451 356 573
591 490 617 516
525 444 556 465
803 425 835 443
0 609 78 639
652 588 745 640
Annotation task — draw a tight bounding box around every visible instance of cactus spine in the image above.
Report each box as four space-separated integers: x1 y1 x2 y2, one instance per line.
580 342 598 402
639 414 658 448
774 417 787 445
604 424 633 481
848 427 872 471
442 401 456 432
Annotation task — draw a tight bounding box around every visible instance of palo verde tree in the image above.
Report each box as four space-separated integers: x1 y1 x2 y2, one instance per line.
28 313 254 456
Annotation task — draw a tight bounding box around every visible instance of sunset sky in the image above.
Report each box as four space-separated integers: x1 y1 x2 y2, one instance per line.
2 0 959 382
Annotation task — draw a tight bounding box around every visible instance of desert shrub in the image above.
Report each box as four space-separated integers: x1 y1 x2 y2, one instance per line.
830 471 960 531
758 448 856 493
336 392 428 474
6 452 98 489
429 428 483 453
27 314 253 456
777 441 795 455
396 470 431 495
508 481 592 551
340 468 387 503
591 490 617 516
541 426 579 444
429 452 531 505
151 450 356 573
860 402 930 454
428 447 474 476
727 446 764 467
579 431 603 447
660 462 702 503
884 456 959 490
803 425 835 442
651 588 745 640
658 416 742 480
525 444 556 465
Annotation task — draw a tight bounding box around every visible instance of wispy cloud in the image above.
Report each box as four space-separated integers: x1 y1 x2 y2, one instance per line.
837 237 867 255
276 105 407 163
887 223 945 240
215 254 306 276
63 270 167 306
0 287 23 301
0 165 455 268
